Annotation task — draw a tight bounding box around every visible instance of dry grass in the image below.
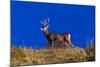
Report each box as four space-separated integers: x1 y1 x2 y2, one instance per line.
85 44 95 61
10 46 95 67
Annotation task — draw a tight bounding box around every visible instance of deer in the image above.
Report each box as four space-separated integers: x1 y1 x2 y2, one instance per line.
40 18 73 48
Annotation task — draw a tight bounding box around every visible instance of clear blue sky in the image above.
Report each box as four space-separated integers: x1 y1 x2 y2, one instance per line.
11 1 95 49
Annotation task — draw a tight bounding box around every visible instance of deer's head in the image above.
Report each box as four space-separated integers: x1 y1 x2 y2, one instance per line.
40 18 49 31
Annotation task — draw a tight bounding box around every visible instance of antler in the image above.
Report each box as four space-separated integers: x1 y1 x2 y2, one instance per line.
41 18 49 25
44 18 49 25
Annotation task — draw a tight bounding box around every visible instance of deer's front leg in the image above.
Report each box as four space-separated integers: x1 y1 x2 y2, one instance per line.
46 41 52 48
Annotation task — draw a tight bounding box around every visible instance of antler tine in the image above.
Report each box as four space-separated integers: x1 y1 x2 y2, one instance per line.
43 19 47 25
41 21 45 25
47 18 49 22
41 21 43 24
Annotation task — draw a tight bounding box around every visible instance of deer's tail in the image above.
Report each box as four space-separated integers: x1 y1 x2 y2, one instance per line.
68 33 71 39
66 33 73 47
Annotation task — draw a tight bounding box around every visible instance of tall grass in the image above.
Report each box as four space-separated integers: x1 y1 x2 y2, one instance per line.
10 45 95 67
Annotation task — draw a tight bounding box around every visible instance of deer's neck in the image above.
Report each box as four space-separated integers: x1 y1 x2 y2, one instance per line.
44 30 49 36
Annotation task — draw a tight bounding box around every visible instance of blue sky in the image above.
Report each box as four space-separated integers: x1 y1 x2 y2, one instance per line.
11 1 95 49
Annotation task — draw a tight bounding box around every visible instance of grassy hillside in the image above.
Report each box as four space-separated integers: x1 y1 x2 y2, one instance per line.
10 45 95 67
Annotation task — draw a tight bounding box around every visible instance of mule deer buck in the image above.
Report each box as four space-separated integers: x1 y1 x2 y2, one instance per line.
40 18 73 48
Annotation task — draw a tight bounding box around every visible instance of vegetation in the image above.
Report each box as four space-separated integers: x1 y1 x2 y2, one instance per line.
10 44 95 67
85 44 95 61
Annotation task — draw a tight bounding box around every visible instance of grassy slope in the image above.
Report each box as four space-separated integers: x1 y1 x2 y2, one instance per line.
10 46 95 66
